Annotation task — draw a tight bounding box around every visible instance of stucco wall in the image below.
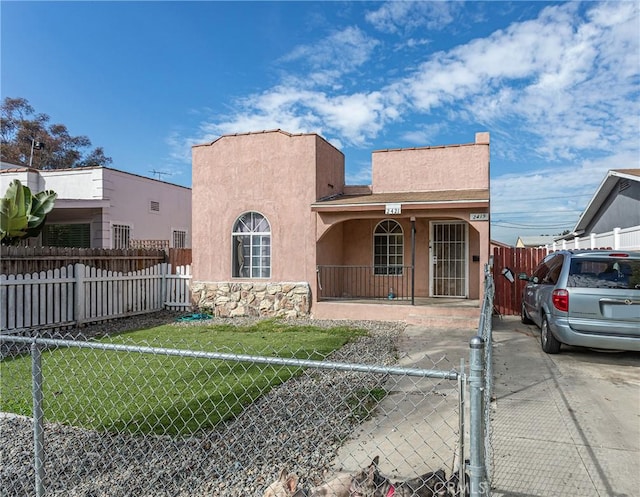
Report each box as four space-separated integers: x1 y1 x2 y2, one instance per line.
315 137 346 200
0 168 103 199
191 131 344 284
191 130 490 315
372 134 490 194
104 169 192 247
316 222 344 266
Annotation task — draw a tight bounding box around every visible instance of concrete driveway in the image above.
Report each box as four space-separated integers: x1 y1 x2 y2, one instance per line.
491 316 640 497
328 315 639 496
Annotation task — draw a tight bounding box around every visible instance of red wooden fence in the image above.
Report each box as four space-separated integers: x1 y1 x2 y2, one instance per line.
492 246 547 316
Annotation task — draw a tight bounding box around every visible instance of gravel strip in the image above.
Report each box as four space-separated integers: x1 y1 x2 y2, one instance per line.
1 312 405 497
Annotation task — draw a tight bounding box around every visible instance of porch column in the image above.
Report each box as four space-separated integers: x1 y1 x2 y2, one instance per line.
411 217 416 305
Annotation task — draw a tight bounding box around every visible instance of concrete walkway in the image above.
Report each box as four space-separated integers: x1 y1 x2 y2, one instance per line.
332 322 474 481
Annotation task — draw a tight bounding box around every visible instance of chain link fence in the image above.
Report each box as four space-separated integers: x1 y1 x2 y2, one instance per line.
478 270 495 490
1 314 485 497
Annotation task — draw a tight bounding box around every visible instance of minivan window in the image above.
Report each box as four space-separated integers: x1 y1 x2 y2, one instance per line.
532 256 552 283
542 255 564 285
532 254 563 284
568 258 640 289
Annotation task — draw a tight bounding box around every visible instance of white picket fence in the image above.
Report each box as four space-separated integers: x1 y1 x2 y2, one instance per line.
543 225 640 253
0 263 192 332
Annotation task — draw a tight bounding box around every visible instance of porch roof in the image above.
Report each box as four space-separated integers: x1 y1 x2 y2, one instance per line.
311 188 489 211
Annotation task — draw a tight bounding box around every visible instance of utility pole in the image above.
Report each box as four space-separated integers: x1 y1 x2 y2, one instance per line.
29 138 44 168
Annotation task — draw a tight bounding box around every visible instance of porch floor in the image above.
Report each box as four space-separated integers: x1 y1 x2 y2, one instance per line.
312 297 481 329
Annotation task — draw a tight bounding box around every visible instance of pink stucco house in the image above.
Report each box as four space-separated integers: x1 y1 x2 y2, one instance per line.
191 130 490 325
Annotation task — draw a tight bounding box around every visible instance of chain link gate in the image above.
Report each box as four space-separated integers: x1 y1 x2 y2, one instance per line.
0 318 480 497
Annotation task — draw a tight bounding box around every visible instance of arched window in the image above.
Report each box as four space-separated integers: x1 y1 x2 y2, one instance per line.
232 212 271 278
374 220 403 275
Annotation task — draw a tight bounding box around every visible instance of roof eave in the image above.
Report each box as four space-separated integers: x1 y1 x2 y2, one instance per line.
312 198 489 212
572 170 637 232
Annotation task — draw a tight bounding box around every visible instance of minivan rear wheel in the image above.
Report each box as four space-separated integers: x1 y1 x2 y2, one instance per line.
540 315 561 354
521 302 533 324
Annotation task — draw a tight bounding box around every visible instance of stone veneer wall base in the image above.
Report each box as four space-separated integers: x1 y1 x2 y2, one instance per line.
191 281 311 318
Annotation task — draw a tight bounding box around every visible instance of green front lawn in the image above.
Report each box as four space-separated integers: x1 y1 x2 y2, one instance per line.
0 319 366 436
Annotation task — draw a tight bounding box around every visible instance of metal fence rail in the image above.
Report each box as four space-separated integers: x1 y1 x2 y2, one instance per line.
1 276 496 497
317 265 415 302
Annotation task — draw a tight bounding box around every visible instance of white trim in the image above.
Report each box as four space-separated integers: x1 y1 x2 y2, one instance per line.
312 199 489 209
231 211 272 279
372 219 404 275
171 228 188 248
111 222 133 249
572 170 640 233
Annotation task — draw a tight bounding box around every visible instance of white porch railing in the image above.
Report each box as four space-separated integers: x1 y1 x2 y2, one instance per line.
0 263 192 332
543 225 640 253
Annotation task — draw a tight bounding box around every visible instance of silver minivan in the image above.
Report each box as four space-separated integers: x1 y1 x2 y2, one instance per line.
519 250 640 353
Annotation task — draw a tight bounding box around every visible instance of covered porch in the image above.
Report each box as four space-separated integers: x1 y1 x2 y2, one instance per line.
310 189 489 327
313 192 489 287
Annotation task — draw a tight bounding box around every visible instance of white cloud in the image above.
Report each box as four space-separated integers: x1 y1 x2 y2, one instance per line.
184 2 638 167
176 1 638 244
280 26 379 87
400 123 442 145
393 2 639 166
490 149 638 244
346 163 373 185
365 1 459 34
193 85 391 148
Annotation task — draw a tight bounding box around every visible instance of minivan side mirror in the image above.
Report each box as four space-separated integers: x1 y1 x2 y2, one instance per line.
518 273 530 281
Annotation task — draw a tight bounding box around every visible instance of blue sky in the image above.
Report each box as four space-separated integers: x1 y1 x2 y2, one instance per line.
2 1 639 245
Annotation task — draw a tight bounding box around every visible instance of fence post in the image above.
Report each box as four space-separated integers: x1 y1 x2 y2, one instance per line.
31 340 45 497
161 263 169 310
74 263 85 326
613 227 621 249
469 335 486 497
459 357 467 496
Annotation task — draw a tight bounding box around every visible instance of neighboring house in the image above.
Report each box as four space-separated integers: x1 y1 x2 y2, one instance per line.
515 235 557 248
551 169 640 251
570 169 640 237
191 129 490 321
0 164 192 249
491 239 512 251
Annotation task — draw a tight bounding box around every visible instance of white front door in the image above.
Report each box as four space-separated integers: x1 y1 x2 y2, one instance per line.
430 222 468 297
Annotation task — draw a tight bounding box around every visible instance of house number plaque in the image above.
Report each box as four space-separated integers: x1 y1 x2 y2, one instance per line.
385 203 401 215
470 213 489 221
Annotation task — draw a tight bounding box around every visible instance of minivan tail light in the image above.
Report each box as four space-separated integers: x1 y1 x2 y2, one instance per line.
552 289 569 312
